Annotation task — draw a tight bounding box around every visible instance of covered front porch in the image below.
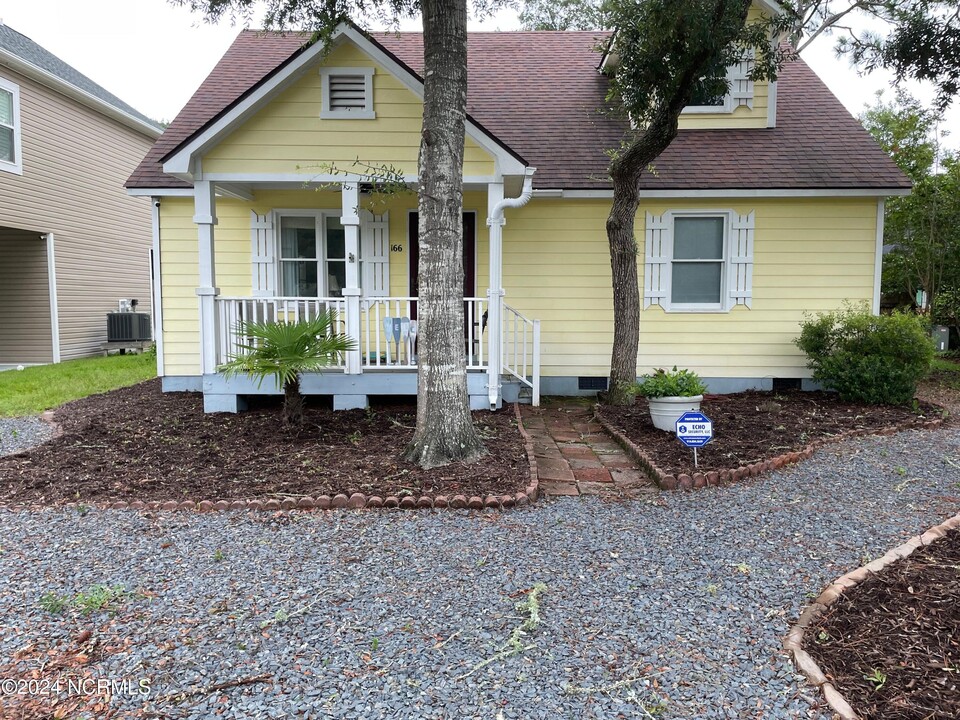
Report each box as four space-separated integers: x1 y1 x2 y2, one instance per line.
179 177 541 412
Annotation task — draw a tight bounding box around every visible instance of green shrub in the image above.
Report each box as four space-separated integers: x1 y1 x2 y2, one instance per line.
795 306 934 405
634 367 707 399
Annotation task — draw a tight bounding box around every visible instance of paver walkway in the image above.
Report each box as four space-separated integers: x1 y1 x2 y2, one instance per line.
520 398 659 498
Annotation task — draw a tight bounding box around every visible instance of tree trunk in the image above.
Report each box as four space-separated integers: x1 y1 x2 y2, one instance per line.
283 377 304 426
605 119 681 406
404 0 486 469
606 182 642 405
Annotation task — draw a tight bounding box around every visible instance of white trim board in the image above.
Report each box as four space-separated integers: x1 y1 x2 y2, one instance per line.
151 198 165 376
539 188 911 199
873 198 885 315
162 24 528 181
45 232 61 363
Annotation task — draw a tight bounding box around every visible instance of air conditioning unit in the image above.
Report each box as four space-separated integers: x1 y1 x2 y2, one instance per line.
106 312 152 342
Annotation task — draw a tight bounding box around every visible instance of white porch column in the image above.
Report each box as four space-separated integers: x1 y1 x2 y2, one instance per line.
486 181 505 408
341 181 363 374
194 180 219 375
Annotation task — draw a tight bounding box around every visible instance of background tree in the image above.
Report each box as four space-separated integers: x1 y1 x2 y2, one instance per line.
788 1 960 111
518 0 613 30
174 0 501 466
860 90 960 310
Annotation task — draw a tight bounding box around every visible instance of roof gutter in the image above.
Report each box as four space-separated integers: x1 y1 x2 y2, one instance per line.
0 48 162 139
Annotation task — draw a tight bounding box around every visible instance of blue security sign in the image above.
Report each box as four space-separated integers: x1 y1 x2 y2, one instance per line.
676 411 713 448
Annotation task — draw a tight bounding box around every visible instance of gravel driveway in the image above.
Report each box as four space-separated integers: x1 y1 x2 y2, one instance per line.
2 427 959 719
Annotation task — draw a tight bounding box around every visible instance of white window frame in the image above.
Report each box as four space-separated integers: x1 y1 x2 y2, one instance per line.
275 209 346 297
664 210 733 313
320 67 375 120
682 91 735 114
681 55 753 115
0 77 23 175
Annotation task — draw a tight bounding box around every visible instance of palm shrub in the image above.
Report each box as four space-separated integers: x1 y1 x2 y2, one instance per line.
795 306 934 406
219 313 354 425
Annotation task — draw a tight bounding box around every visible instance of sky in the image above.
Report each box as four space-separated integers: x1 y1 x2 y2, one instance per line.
1 0 956 144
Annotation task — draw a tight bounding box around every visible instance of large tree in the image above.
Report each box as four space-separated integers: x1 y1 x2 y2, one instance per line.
174 0 497 467
528 0 960 404
599 1 787 404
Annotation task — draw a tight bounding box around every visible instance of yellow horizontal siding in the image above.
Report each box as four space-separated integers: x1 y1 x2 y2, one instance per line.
501 197 879 379
202 42 494 177
159 190 880 383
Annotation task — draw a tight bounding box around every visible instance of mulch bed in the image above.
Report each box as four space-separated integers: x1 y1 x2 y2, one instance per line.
0 380 529 505
597 390 943 477
805 528 960 720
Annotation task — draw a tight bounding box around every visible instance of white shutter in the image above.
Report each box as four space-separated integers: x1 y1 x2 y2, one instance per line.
728 57 755 109
643 212 669 309
250 211 276 297
360 210 389 296
729 211 755 308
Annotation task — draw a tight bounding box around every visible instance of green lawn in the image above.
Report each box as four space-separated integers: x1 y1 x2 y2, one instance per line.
0 353 157 417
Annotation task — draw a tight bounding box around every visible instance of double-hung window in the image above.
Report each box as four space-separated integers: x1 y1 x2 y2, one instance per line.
671 215 727 309
643 209 754 312
278 212 347 297
0 77 22 174
262 210 389 298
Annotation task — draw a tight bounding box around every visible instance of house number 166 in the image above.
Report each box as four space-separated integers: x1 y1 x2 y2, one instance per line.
391 244 403 252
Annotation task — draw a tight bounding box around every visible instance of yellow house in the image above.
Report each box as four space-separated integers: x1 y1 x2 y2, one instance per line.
126 12 910 413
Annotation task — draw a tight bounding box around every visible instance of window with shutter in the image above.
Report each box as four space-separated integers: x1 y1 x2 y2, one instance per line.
644 210 755 313
682 54 755 114
266 209 389 297
320 67 375 119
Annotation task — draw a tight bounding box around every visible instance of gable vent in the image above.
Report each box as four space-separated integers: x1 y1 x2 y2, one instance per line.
329 75 367 111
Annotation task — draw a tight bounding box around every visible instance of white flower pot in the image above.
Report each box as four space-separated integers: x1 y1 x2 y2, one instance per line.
647 395 704 432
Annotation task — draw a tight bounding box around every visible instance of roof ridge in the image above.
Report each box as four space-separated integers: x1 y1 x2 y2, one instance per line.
0 22 161 130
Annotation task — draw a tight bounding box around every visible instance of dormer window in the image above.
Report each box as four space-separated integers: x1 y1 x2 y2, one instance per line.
683 57 755 115
0 77 23 174
320 67 375 119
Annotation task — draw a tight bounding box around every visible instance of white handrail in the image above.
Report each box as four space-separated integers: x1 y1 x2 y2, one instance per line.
502 304 541 406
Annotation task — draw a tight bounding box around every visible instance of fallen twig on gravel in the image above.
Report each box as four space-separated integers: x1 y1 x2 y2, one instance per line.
457 583 546 679
153 672 272 703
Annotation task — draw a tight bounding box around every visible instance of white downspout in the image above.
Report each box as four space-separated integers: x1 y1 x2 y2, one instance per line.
486 167 535 409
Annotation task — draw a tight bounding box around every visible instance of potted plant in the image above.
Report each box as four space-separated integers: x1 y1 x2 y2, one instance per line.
634 367 707 432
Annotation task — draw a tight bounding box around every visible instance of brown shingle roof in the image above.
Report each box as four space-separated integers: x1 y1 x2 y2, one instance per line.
126 29 910 191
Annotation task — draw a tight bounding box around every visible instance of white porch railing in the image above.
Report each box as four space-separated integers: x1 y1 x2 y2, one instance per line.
215 296 491 371
502 304 541 406
215 296 348 368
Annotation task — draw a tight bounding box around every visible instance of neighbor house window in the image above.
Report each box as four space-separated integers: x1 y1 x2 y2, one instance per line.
0 77 22 174
670 214 727 309
320 67 375 119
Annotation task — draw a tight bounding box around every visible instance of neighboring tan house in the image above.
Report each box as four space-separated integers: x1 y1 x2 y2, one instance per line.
126 2 909 413
0 23 162 366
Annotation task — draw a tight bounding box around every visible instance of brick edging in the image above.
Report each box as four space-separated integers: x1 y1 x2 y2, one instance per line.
0 407 539 514
595 410 946 491
784 512 960 720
